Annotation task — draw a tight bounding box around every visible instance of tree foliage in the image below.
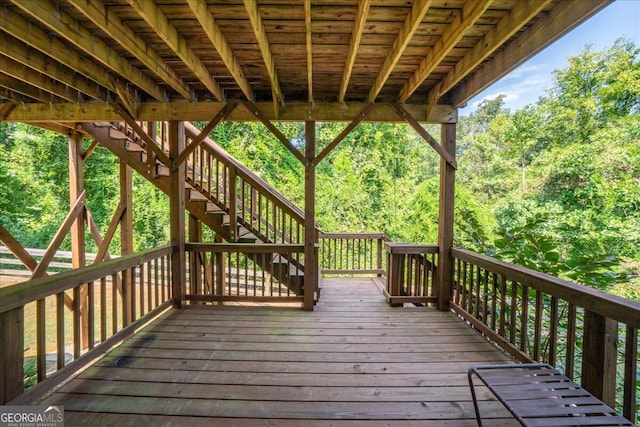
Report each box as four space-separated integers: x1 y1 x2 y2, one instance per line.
1 39 638 297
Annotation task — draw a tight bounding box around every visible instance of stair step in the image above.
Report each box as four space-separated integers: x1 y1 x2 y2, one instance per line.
141 152 166 165
124 140 145 152
108 128 130 141
93 121 113 128
156 164 169 176
206 203 225 214
189 189 209 201
237 232 258 243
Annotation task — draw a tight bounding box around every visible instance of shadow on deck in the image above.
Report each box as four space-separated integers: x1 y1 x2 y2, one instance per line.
40 278 516 426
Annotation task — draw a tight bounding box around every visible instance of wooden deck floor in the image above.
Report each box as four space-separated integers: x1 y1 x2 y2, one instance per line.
41 277 516 426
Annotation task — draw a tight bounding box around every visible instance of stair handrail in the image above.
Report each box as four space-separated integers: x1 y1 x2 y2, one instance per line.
184 123 306 224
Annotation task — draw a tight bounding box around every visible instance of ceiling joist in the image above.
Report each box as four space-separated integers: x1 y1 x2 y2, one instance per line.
0 72 59 104
68 0 193 101
304 0 313 103
0 32 109 102
368 0 433 103
0 6 121 100
338 0 371 103
9 0 162 102
128 0 224 101
451 0 612 107
436 0 553 100
243 0 284 107
399 0 492 103
0 57 79 103
187 0 253 101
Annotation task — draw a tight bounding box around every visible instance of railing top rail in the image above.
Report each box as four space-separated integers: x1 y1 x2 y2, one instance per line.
319 232 391 240
0 245 174 315
184 123 306 224
185 242 305 253
385 242 439 254
452 247 640 328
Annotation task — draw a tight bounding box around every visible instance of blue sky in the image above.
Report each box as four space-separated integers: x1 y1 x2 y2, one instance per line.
460 0 640 115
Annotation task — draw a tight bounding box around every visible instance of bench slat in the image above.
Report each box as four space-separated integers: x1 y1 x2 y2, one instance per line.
468 363 634 427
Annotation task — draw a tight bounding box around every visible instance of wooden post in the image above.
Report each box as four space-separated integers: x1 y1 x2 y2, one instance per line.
581 310 618 406
304 120 316 311
170 121 186 308
188 214 202 297
69 129 89 348
0 307 24 404
228 166 237 242
120 161 134 324
437 123 456 311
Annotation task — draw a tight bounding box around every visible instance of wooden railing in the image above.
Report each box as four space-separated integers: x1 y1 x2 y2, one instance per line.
185 243 306 304
384 243 439 306
0 245 173 404
318 232 389 276
0 246 98 275
452 247 639 424
184 123 307 245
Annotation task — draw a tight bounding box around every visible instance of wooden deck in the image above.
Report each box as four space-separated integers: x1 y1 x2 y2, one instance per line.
40 278 516 426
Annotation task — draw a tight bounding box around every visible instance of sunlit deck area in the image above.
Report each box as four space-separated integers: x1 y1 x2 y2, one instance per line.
38 277 514 426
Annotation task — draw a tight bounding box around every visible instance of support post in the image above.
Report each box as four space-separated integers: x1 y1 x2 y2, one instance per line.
304 120 316 311
437 123 456 311
69 129 89 348
0 307 24 404
120 161 134 324
188 214 202 297
582 310 618 406
170 121 186 308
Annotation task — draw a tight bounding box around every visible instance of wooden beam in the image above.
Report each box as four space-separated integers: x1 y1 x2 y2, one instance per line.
128 0 223 101
0 104 15 122
242 102 308 165
392 103 456 169
68 0 193 100
243 0 283 105
69 131 86 270
451 0 612 107
8 0 163 102
0 306 23 404
0 223 38 271
173 101 237 170
436 0 552 99
582 311 618 406
0 57 80 103
169 121 186 308
119 161 133 325
187 0 253 101
82 139 101 162
368 0 433 103
0 80 46 104
313 103 376 166
31 191 86 279
0 32 109 102
304 120 316 311
7 101 457 124
437 123 456 311
338 0 371 103
304 0 313 103
399 0 492 103
93 203 126 265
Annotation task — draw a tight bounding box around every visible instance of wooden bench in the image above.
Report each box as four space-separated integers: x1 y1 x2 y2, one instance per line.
468 363 634 427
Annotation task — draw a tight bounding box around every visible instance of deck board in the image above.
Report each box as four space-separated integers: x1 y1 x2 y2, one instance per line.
40 277 517 426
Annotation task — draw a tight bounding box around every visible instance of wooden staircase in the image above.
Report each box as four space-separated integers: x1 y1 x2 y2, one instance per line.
82 121 308 294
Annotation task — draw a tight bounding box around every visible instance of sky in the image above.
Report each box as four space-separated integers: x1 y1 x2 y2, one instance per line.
459 0 640 116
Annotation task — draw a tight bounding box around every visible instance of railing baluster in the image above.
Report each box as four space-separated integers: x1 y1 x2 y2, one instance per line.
36 299 46 381
623 326 637 421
